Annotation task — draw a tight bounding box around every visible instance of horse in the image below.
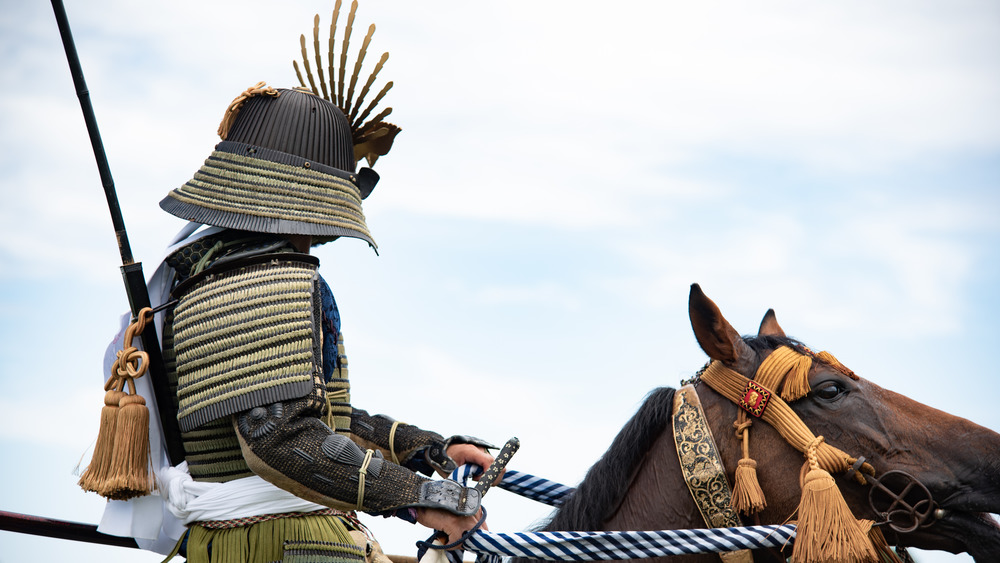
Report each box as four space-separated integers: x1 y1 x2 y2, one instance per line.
517 284 1000 563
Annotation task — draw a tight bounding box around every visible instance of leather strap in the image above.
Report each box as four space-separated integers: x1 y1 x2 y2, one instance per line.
672 385 752 563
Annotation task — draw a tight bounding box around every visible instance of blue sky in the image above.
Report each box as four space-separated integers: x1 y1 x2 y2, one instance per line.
1 1 998 562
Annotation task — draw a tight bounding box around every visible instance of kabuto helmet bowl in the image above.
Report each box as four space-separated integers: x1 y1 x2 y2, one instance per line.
160 86 378 248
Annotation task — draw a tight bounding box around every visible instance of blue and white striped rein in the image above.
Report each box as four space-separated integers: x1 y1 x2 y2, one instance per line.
426 466 796 562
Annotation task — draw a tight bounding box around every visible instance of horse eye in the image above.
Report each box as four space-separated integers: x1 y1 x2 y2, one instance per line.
812 381 846 401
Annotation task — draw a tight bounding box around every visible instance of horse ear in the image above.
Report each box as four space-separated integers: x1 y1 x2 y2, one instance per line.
688 284 753 365
757 308 786 338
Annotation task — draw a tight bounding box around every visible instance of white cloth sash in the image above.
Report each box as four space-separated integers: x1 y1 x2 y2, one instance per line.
160 463 328 524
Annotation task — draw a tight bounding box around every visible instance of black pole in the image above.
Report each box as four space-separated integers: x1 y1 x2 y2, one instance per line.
50 0 185 465
0 511 139 549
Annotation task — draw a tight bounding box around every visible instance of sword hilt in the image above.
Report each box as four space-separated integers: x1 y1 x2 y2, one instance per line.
475 437 519 497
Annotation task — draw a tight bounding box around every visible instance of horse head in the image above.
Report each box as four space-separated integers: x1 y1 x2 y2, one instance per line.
688 283 1000 561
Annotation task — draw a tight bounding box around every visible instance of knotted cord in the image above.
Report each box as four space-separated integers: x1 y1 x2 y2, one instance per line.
217 81 280 140
106 307 154 395
79 307 155 500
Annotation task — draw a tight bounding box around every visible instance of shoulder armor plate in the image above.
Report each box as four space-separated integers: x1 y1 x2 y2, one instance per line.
172 253 322 431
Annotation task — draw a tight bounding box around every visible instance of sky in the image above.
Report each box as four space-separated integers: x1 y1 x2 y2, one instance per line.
1 1 998 562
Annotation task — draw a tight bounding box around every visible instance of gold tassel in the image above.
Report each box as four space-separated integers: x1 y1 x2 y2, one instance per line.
81 308 156 500
863 521 904 563
791 438 877 563
731 421 766 514
733 458 766 514
780 353 813 402
78 388 126 493
104 393 152 500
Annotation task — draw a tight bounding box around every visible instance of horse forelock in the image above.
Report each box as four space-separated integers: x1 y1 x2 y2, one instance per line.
743 335 806 366
687 335 807 384
542 387 677 533
743 335 859 382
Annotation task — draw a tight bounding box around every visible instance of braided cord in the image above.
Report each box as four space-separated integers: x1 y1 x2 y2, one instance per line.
464 525 797 560
357 449 375 509
217 81 279 139
389 420 402 464
439 465 799 562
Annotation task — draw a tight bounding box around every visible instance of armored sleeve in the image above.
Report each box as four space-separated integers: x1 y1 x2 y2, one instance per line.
233 395 479 515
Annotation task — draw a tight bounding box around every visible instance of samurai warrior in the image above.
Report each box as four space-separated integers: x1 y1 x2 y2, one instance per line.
89 4 496 562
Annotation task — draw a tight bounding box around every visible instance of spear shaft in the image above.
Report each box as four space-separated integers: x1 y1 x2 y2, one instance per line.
50 0 185 465
0 510 415 563
0 511 139 550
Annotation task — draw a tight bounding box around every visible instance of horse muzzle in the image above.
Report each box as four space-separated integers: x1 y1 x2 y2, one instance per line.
931 509 1000 563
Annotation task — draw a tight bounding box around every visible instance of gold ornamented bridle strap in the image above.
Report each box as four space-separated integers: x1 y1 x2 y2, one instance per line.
672 385 753 563
699 347 873 481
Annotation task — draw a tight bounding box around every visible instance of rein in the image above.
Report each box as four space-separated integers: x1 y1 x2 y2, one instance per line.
440 467 797 563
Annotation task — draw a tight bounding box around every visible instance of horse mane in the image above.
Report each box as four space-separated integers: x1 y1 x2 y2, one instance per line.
536 337 817 536
542 386 677 532
539 336 808 534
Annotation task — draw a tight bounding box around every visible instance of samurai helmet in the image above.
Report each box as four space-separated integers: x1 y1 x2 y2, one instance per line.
160 1 400 248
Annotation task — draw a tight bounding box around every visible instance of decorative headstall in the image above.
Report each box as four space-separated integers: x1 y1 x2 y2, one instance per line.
683 345 920 563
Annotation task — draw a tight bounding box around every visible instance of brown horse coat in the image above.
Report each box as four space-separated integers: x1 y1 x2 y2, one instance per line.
520 284 1000 563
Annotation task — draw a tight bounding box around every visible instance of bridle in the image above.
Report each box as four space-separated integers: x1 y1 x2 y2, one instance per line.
693 345 942 550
